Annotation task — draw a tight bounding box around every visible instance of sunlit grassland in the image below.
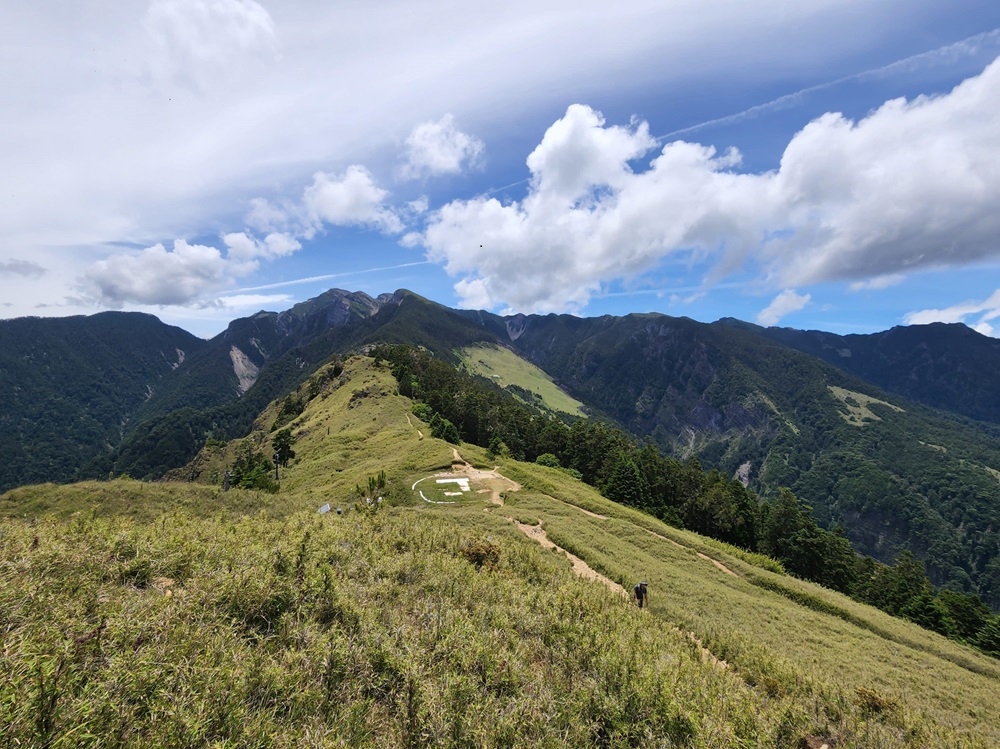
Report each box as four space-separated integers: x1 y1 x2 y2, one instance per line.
479 467 1000 744
2 497 807 746
457 343 587 417
0 479 300 522
3 355 1000 746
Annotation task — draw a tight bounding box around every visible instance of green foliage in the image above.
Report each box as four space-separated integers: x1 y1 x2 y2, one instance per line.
535 453 561 468
501 310 1000 609
976 616 1000 656
5 351 1000 746
229 439 278 492
376 346 1000 653
0 312 207 492
271 428 296 467
428 413 461 444
604 452 647 508
271 393 305 430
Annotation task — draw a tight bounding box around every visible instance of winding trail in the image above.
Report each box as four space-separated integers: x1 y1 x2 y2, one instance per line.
405 413 424 439
547 494 608 519
511 519 626 596
422 447 731 669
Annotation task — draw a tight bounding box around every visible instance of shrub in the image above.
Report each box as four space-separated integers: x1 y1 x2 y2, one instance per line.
459 538 501 571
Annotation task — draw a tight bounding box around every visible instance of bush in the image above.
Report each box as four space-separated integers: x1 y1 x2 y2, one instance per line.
459 538 501 571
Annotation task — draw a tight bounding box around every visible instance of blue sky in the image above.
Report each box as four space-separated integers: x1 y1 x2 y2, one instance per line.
3 2 1000 338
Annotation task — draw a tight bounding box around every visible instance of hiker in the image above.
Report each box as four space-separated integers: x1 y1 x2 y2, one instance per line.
633 580 648 608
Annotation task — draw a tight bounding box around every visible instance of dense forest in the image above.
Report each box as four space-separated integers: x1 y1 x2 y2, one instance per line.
374 345 1000 657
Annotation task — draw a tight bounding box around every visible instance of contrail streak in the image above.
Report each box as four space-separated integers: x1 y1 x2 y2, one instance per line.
655 28 1000 141
234 261 432 293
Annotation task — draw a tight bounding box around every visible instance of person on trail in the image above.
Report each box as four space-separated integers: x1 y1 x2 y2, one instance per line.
633 580 648 608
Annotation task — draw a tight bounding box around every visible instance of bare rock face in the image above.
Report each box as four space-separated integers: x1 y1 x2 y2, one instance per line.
229 346 259 394
506 314 528 341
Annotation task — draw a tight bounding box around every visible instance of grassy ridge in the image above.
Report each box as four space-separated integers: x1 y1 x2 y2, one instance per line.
3 356 1000 746
457 343 587 417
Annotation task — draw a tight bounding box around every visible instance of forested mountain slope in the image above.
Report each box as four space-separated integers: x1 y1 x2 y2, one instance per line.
5 289 1000 608
91 290 505 481
732 319 1000 425
133 288 393 420
0 312 206 491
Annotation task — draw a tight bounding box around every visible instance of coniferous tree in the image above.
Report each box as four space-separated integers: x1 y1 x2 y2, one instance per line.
605 452 647 508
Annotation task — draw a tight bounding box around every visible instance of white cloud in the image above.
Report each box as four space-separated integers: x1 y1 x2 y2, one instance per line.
216 292 293 309
223 230 300 260
143 0 278 91
757 289 811 326
421 58 1000 312
849 274 905 291
302 166 403 235
422 104 762 312
81 229 303 308
400 114 484 180
83 240 231 306
3 1 999 327
904 289 1000 336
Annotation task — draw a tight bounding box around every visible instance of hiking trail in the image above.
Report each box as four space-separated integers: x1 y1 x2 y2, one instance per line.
644 528 739 578
405 413 423 439
509 516 728 670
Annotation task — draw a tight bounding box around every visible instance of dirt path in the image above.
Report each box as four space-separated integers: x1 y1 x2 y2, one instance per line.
643 528 739 578
547 494 608 519
511 518 728 670
405 413 424 439
511 519 627 597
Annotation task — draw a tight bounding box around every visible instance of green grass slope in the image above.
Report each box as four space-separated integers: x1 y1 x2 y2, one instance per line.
2 355 999 747
457 343 587 417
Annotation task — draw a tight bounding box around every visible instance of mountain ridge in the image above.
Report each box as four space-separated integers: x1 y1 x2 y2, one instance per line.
5 289 1000 605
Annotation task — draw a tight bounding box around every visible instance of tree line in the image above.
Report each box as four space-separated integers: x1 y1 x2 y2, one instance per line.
374 345 1000 658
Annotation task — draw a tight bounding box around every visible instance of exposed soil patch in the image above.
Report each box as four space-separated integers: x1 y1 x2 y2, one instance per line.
450 449 521 504
685 631 729 671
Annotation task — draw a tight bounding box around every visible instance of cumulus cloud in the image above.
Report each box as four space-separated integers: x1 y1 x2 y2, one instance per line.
421 59 1000 312
757 289 811 326
423 103 759 312
0 259 46 278
83 240 231 306
244 165 405 244
81 228 302 307
904 289 1000 337
222 231 300 261
143 0 279 91
400 114 484 180
302 166 403 235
